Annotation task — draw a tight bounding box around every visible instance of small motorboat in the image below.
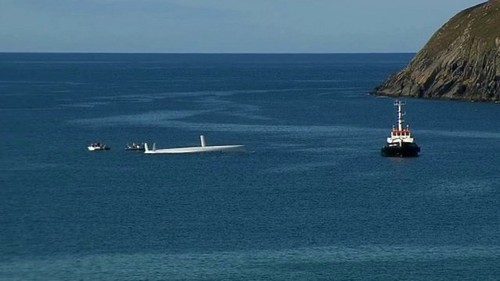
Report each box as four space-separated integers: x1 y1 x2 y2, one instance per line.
125 142 145 151
88 142 110 151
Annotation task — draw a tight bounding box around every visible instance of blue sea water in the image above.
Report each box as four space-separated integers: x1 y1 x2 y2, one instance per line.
0 53 499 280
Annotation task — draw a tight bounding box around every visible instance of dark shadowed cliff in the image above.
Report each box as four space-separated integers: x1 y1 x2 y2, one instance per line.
372 0 500 101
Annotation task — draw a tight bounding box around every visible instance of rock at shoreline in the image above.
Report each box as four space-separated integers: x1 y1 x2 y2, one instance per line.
372 0 500 102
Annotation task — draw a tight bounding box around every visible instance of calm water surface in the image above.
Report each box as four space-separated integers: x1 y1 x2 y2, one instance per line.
0 53 499 280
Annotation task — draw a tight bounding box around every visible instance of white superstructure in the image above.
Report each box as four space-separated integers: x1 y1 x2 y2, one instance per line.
88 142 110 151
386 100 415 146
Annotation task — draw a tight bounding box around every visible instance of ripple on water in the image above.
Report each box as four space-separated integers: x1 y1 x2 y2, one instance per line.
1 245 499 281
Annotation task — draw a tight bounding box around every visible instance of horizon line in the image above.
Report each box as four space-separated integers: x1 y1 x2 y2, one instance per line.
0 51 416 55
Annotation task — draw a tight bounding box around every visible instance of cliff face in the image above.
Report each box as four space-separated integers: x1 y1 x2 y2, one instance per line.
372 0 500 101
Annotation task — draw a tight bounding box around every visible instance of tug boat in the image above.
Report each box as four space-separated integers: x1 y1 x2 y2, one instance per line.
381 100 420 157
88 142 110 151
125 142 145 151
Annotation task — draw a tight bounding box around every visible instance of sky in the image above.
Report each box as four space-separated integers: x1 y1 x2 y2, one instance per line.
0 0 486 53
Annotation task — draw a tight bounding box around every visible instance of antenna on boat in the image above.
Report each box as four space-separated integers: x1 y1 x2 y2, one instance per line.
394 99 406 131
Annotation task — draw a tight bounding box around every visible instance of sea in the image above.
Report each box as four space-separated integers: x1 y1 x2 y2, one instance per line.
0 53 499 281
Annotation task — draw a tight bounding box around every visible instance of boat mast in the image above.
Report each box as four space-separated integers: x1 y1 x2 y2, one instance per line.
395 100 405 131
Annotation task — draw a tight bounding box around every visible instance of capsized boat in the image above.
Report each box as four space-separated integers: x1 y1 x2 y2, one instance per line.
125 142 145 151
144 135 244 154
381 100 420 157
88 142 110 151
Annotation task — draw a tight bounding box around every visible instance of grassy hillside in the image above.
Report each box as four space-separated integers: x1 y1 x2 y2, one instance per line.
372 0 500 101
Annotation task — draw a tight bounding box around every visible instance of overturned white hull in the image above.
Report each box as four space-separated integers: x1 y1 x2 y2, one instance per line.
144 135 244 154
145 145 244 154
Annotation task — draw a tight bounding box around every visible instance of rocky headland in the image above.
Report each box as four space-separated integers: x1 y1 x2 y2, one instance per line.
372 0 500 101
